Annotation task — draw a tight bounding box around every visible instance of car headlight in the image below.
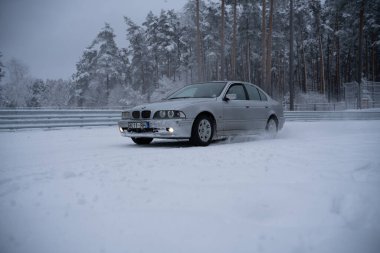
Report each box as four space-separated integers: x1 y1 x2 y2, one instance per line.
167 110 175 118
159 110 166 118
121 111 130 119
154 110 186 119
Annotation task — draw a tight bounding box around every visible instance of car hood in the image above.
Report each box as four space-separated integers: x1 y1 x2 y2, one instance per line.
131 98 216 111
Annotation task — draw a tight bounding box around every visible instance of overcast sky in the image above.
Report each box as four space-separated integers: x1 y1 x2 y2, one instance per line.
0 0 188 80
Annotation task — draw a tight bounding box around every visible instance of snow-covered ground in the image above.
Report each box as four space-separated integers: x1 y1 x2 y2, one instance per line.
0 121 379 253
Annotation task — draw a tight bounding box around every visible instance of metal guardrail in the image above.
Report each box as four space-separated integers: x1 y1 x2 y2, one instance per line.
284 111 380 121
284 102 347 111
0 109 380 130
0 109 121 130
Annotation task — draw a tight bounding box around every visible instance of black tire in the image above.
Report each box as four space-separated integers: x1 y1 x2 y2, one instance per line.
265 117 278 138
190 114 214 146
131 137 153 145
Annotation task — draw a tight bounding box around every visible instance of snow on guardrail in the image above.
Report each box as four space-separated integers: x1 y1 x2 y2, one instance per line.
0 109 380 130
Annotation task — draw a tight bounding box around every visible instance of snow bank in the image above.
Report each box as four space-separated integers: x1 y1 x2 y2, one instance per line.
0 121 379 253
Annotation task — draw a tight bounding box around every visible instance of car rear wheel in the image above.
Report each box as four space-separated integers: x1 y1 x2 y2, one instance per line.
265 117 278 138
190 115 214 146
131 137 153 145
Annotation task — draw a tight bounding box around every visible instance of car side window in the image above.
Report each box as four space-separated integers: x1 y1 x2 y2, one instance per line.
245 84 261 101
258 89 268 101
226 84 247 100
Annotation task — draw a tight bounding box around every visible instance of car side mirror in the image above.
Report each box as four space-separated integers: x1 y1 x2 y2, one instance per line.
224 93 237 101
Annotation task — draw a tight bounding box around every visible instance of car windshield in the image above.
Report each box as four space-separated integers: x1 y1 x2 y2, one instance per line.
167 82 227 100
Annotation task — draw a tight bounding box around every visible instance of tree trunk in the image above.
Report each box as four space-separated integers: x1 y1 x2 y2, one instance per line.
326 35 331 102
357 0 365 109
335 36 341 100
220 0 225 81
318 40 325 93
261 0 267 90
241 45 246 81
316 14 325 94
247 41 251 83
346 48 351 82
365 36 369 80
289 0 294 111
106 74 110 101
372 32 375 81
245 16 251 82
313 54 317 89
196 0 203 82
334 13 341 100
167 54 171 79
296 42 302 92
301 30 307 93
266 0 274 96
231 0 237 80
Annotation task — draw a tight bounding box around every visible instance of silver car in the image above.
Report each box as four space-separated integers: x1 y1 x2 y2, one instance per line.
118 81 285 146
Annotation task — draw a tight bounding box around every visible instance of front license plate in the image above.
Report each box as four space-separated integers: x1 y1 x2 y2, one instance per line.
128 121 149 129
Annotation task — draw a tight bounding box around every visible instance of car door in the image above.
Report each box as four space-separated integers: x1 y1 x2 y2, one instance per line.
244 83 270 131
222 83 250 132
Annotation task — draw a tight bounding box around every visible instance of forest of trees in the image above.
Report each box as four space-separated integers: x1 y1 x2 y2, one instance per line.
0 0 379 108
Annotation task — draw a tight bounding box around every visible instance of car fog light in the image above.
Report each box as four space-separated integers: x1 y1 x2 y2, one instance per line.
168 127 174 133
119 127 124 133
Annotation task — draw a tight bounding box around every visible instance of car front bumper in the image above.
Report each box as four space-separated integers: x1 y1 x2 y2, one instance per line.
118 118 194 139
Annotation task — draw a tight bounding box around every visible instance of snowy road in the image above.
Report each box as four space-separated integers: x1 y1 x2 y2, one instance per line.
1 121 380 253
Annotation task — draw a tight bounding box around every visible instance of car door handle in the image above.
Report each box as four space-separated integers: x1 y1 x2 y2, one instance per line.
246 106 250 108
265 106 269 108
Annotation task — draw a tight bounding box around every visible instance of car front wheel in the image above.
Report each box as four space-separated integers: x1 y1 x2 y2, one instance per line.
190 115 214 146
131 137 153 145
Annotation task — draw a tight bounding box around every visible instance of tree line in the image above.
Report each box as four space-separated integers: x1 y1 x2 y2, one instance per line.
1 0 379 108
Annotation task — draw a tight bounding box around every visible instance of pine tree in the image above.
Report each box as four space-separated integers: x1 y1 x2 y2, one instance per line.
156 10 181 81
125 17 154 100
73 23 123 107
143 11 160 83
26 79 48 107
72 48 96 107
92 23 122 102
65 0 380 107
203 1 222 80
181 0 201 83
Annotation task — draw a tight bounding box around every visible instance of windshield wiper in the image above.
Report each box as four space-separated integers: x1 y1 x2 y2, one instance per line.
168 97 192 100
